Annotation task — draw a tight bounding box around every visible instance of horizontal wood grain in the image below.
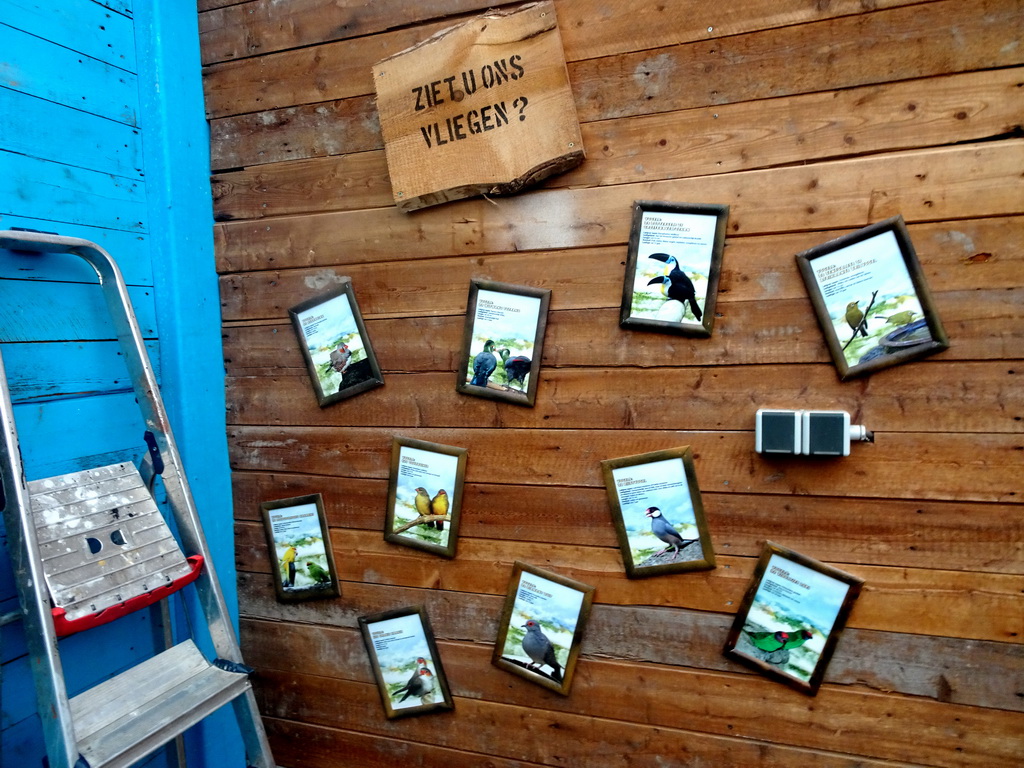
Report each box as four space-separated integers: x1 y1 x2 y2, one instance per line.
235 523 1024 642
262 717 550 768
220 283 1021 378
200 0 923 66
224 361 1024 434
213 142 1024 272
208 64 1022 183
556 0 925 62
199 0 999 120
201 18 457 119
571 0 1024 123
250 665 1022 768
198 0 521 66
0 24 137 125
209 94 380 173
241 620 1024 765
218 216 1023 318
232 471 1023 574
237 576 1024 711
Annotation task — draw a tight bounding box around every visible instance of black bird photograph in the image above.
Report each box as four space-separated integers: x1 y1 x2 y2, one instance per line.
645 506 698 562
646 252 703 321
499 347 532 391
470 339 498 387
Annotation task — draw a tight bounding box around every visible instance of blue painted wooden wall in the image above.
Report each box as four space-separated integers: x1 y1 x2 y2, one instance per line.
0 1 242 765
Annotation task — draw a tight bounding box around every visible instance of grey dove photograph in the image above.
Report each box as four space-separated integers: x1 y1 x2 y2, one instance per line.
492 562 595 695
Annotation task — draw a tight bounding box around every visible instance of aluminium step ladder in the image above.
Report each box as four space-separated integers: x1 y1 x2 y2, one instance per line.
0 229 275 768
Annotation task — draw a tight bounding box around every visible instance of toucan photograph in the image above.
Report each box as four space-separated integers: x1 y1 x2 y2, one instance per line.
619 200 728 338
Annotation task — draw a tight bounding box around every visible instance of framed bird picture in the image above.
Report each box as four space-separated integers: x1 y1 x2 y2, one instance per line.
619 200 729 337
384 436 468 558
723 541 864 695
491 561 595 696
456 279 551 407
288 278 384 407
601 446 716 578
795 215 949 380
259 493 340 603
358 605 454 719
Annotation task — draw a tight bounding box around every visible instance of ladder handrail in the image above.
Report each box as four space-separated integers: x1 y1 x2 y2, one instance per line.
0 348 79 768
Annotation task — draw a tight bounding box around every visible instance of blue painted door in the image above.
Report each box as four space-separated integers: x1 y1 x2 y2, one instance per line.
0 2 240 765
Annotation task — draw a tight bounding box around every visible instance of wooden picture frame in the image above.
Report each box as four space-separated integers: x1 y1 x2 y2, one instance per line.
358 605 454 719
601 446 716 578
723 541 863 695
384 436 468 558
491 561 595 696
456 279 551 406
795 215 949 380
288 279 384 407
619 200 729 337
259 494 340 602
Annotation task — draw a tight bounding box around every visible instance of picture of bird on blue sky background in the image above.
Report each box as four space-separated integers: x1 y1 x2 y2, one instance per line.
500 570 583 685
809 229 932 369
390 445 459 549
464 289 541 394
295 291 375 396
737 553 850 683
626 209 718 327
611 457 705 571
268 502 333 594
367 613 439 711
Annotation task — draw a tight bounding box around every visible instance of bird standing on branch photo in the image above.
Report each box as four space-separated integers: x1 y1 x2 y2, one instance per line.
429 488 449 531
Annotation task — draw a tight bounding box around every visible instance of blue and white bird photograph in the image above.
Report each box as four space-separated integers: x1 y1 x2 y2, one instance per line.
611 457 705 570
499 570 584 685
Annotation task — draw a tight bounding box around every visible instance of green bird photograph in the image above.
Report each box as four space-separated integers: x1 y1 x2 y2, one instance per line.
845 300 868 339
742 627 814 653
305 561 331 584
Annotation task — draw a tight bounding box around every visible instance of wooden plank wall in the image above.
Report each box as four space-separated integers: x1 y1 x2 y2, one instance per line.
200 0 1024 765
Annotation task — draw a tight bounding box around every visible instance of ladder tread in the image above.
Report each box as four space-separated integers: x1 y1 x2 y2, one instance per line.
70 640 251 768
27 461 192 621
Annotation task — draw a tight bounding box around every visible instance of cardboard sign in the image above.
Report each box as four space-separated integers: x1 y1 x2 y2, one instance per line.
373 2 585 211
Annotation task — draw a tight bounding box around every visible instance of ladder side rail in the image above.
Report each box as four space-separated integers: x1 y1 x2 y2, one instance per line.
69 237 244 662
0 349 80 768
0 230 244 663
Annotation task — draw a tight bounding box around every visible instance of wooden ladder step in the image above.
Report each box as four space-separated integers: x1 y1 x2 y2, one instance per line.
69 640 252 768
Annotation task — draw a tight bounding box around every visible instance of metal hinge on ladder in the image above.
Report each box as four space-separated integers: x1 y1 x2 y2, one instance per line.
0 229 276 768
